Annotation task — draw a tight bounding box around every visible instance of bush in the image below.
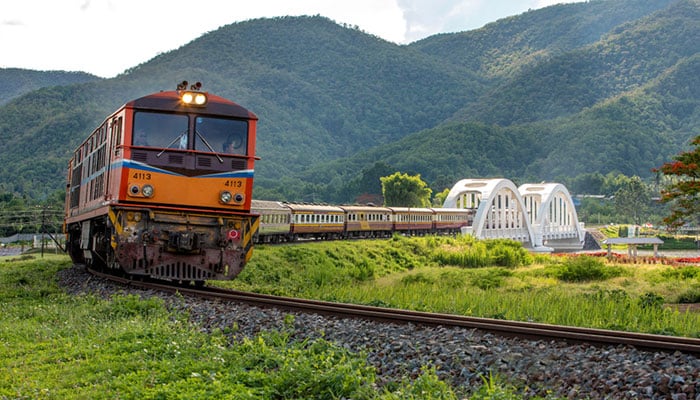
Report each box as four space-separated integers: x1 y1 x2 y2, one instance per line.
401 272 435 286
661 266 699 280
549 255 624 282
485 239 534 268
470 268 513 290
432 238 532 269
676 287 700 304
638 292 664 309
618 225 629 238
433 242 489 268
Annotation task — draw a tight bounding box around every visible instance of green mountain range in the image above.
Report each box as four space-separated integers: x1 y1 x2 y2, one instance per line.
0 0 697 203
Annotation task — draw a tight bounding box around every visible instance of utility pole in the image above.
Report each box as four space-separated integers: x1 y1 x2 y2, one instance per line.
41 206 46 257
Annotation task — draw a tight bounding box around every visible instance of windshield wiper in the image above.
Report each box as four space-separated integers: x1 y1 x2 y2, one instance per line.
195 129 224 163
157 131 188 158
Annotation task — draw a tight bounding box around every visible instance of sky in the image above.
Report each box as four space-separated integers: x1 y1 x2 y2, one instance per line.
1 0 581 78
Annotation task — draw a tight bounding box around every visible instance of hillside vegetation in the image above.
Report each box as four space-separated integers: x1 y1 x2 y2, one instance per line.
0 0 697 202
0 68 99 106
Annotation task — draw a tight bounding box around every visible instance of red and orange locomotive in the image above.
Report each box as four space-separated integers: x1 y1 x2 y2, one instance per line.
64 82 259 282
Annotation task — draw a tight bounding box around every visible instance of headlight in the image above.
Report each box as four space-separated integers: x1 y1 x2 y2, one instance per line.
181 91 207 106
220 191 232 203
142 184 154 198
128 184 154 198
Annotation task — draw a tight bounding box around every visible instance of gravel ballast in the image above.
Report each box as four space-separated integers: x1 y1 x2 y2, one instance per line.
58 266 700 399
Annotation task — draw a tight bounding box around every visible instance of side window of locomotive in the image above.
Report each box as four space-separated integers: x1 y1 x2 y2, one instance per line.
195 117 248 155
133 112 189 149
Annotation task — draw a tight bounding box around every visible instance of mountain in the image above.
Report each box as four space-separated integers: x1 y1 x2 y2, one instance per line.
304 0 699 200
410 0 678 80
450 0 700 126
0 68 100 105
0 0 697 203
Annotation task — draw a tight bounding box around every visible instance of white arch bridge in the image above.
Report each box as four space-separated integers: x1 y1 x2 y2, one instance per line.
443 178 585 252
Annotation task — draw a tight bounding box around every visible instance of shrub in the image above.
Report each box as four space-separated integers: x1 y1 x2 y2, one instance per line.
433 242 489 268
549 255 624 282
618 225 629 238
432 238 532 269
485 239 534 268
661 266 699 280
350 259 376 281
401 272 435 286
676 287 700 304
638 292 664 309
470 268 513 290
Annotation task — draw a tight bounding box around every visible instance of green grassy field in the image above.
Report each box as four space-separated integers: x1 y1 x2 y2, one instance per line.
0 253 529 399
2 235 699 398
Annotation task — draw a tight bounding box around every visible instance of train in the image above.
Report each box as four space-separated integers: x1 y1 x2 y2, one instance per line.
63 82 260 283
251 200 474 243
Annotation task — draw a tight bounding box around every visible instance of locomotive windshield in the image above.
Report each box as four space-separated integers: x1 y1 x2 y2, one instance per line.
195 116 248 155
132 111 248 155
133 112 188 149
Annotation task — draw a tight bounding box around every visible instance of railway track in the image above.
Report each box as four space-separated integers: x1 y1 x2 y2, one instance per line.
87 268 700 355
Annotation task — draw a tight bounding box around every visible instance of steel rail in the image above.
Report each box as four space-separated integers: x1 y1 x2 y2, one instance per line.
86 267 700 355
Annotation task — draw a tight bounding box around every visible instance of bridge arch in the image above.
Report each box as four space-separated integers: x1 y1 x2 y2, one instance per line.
443 178 535 246
518 183 585 249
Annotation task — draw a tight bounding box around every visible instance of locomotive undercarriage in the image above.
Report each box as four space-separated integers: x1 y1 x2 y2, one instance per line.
67 207 257 282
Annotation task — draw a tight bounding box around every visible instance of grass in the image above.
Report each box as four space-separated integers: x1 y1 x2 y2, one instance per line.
226 235 700 338
4 235 698 398
0 253 550 399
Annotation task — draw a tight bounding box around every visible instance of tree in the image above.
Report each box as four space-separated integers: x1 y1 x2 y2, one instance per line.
432 188 451 207
380 172 432 207
654 135 700 229
613 176 651 225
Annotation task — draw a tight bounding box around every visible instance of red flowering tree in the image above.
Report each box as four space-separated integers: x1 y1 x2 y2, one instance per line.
654 135 700 230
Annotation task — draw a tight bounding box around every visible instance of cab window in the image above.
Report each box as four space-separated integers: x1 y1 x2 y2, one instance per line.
195 116 248 155
133 112 189 149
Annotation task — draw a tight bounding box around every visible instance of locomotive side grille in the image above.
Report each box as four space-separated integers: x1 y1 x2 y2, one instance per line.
169 154 184 164
231 159 246 170
197 157 212 168
132 151 148 162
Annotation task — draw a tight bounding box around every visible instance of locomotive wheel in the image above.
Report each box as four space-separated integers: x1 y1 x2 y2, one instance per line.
66 224 85 265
